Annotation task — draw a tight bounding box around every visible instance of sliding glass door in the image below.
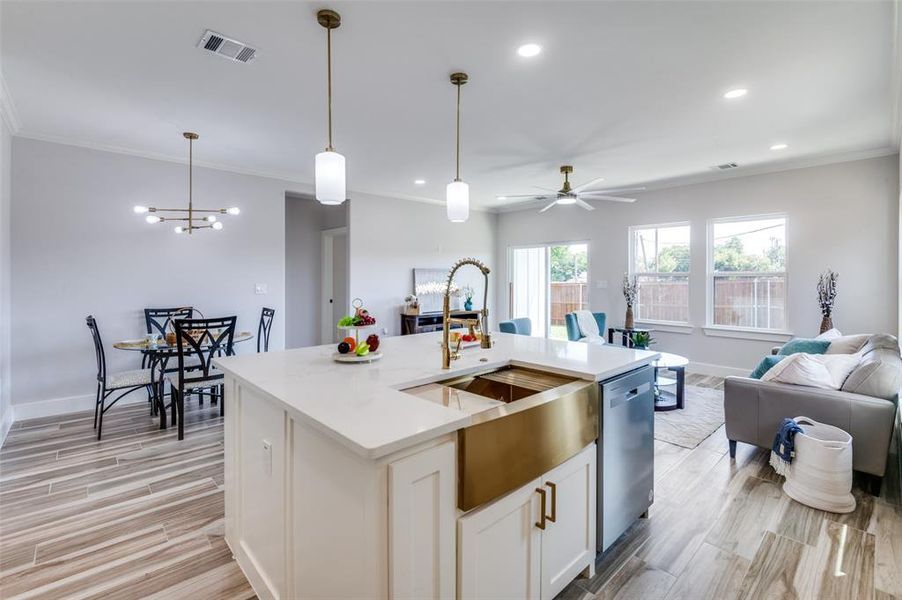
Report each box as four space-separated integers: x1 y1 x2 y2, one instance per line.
509 243 588 340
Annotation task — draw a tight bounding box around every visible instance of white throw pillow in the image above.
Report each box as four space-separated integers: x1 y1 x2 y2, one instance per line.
761 352 861 390
815 328 842 341
825 334 870 355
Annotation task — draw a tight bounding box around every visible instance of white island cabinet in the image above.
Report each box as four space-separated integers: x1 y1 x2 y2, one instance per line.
215 331 656 600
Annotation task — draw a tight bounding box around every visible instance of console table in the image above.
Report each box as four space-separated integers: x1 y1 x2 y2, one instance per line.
400 311 480 335
607 326 653 348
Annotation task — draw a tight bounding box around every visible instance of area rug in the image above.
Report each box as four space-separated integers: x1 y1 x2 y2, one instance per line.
654 385 725 449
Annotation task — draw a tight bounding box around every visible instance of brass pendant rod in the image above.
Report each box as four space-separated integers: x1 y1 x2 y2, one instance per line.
455 82 461 181
326 26 333 151
188 136 193 234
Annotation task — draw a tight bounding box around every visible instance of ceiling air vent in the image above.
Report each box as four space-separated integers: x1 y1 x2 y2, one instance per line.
197 30 257 63
712 162 740 171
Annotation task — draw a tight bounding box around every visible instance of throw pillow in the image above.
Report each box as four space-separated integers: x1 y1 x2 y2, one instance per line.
815 328 842 341
825 334 870 355
777 338 831 355
749 355 785 379
762 352 861 389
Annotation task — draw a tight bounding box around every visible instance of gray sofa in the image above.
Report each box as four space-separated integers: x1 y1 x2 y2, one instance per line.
724 333 901 494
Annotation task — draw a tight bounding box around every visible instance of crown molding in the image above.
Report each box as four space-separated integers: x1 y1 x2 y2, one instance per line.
492 145 899 213
15 129 492 213
0 70 21 134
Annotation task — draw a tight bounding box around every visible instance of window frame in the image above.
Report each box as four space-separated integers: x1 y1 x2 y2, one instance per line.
705 213 790 333
627 221 692 326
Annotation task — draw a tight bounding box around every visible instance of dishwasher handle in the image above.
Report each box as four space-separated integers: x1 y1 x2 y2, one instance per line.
608 382 651 408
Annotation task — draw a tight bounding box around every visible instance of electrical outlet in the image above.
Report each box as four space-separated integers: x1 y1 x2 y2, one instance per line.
255 283 268 295
262 440 272 476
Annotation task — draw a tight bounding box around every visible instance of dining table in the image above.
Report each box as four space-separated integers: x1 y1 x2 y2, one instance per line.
114 330 254 429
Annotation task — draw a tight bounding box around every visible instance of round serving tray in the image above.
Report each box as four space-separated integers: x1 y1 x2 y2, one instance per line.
332 350 383 364
336 324 377 332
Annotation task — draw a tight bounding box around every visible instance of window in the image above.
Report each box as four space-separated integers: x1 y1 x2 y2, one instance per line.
709 215 786 330
629 223 690 323
510 243 588 340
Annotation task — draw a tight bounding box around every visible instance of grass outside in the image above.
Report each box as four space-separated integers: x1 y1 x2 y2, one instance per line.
549 324 568 340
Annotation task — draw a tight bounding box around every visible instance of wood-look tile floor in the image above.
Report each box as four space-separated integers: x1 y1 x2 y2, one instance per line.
0 399 254 600
2 375 899 600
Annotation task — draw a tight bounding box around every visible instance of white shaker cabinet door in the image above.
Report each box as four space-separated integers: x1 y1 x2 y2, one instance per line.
539 443 597 600
389 440 457 600
458 477 543 600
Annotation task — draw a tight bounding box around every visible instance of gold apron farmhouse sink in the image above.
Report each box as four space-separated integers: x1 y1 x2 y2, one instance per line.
403 366 598 510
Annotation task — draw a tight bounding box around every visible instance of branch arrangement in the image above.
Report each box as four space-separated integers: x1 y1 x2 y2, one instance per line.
817 269 838 318
622 274 638 307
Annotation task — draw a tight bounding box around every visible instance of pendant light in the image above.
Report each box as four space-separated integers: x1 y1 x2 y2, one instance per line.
133 132 240 234
447 72 469 223
315 9 346 205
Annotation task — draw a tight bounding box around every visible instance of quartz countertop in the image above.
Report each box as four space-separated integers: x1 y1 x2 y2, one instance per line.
214 331 659 459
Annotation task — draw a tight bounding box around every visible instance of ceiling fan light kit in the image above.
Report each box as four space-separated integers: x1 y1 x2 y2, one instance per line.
132 132 240 234
315 8 347 206
446 72 470 223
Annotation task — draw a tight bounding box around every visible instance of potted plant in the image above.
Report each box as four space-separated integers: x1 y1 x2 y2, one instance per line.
404 294 420 316
817 269 838 333
462 285 474 311
629 331 655 349
622 274 638 329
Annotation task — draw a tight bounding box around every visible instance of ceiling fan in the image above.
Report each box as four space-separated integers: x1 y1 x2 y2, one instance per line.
501 165 645 212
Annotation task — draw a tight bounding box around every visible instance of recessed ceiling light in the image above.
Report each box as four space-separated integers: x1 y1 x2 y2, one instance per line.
497 196 507 200
414 179 426 185
769 143 788 151
723 88 748 99
517 43 542 58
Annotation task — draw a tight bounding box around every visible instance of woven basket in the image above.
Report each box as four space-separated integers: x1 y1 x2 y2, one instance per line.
782 416 855 513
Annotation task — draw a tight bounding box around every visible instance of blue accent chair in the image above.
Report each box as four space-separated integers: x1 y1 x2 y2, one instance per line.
564 312 606 342
499 317 532 336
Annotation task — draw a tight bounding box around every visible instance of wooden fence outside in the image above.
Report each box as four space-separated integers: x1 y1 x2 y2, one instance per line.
550 282 587 325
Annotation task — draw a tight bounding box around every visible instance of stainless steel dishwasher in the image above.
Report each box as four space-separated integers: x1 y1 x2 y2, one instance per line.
597 364 655 552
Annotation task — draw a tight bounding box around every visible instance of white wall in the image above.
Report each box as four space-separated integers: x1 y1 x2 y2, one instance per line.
0 117 11 439
349 195 497 337
285 193 347 348
10 138 295 416
497 155 900 373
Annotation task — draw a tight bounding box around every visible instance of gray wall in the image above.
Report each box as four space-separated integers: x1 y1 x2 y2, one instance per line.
349 194 498 337
284 194 347 348
0 117 11 438
497 155 900 373
10 138 293 415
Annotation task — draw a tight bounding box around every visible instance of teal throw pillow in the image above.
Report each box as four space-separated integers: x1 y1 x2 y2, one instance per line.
777 338 831 356
749 355 786 379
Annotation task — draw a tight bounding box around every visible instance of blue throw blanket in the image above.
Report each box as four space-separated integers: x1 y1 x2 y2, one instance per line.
769 418 803 477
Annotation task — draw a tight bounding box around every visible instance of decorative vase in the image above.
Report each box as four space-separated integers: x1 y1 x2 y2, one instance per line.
625 305 635 329
819 316 833 334
464 299 473 311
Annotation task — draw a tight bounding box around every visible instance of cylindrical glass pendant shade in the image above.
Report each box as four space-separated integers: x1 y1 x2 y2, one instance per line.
315 150 346 205
446 179 469 223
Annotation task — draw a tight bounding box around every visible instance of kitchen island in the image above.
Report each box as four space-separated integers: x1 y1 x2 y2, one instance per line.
215 331 658 600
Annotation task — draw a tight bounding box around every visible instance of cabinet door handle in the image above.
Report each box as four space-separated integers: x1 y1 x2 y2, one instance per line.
535 488 547 530
545 481 557 523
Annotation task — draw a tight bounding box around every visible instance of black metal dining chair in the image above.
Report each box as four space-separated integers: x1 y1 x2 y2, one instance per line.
169 316 236 440
87 315 154 440
144 307 195 339
257 307 275 353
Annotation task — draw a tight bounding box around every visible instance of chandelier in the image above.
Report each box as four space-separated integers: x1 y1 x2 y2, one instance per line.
133 132 240 234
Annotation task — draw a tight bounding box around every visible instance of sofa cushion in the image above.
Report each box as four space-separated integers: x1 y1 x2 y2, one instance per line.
778 338 831 355
749 355 785 379
841 347 902 401
762 353 861 390
815 328 843 341
825 334 870 354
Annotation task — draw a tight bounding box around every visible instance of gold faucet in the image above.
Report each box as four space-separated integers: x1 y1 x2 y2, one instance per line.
442 258 491 369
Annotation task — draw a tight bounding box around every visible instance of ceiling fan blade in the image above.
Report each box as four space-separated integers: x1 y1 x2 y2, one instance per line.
533 186 560 193
539 200 558 213
580 186 647 195
574 198 596 211
499 194 556 199
577 194 637 203
572 176 608 193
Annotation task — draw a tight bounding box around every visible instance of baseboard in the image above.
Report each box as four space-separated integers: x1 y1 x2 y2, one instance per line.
687 361 749 378
0 408 12 448
11 391 148 422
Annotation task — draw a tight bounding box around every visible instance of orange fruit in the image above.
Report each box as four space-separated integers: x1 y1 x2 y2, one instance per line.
343 336 357 352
